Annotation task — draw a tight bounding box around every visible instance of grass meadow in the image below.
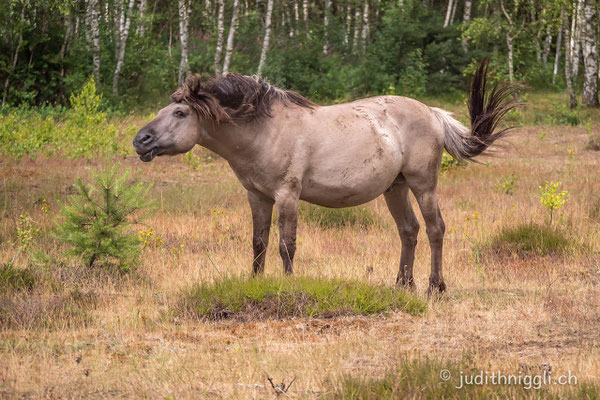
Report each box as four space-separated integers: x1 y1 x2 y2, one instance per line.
0 91 599 398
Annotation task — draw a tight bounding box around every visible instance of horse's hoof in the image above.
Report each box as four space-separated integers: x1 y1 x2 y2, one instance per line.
397 278 416 291
427 280 446 297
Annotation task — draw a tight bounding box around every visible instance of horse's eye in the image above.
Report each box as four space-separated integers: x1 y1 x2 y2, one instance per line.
173 110 185 118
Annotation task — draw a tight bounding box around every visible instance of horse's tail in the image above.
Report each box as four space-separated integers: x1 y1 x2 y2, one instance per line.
432 58 520 161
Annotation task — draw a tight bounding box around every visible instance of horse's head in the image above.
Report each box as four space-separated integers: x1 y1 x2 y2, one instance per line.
133 102 202 162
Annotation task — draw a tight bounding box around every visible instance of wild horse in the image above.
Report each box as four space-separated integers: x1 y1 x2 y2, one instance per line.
133 59 518 294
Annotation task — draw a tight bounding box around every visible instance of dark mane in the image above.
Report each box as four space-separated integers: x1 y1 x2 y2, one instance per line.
171 73 315 123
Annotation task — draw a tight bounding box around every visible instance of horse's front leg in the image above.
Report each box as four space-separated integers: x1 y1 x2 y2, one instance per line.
275 188 300 275
248 190 274 275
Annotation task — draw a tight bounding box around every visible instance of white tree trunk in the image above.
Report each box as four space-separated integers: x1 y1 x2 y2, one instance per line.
564 9 578 108
303 0 308 22
444 0 454 27
542 25 552 65
136 0 147 37
552 18 563 85
506 31 514 81
90 0 101 83
582 0 599 106
222 0 241 75
450 0 458 25
113 0 136 96
178 0 190 85
571 0 585 79
344 2 351 46
257 0 274 76
323 0 330 55
352 7 361 54
214 0 225 77
360 0 369 55
461 0 472 52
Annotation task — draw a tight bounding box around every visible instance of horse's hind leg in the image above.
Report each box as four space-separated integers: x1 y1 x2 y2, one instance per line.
248 190 274 275
384 181 419 289
405 174 447 295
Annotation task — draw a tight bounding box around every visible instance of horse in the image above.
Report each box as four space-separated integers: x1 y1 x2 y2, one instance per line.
133 58 518 294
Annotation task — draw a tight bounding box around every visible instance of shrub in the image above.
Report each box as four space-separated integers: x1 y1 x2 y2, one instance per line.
54 164 154 272
539 182 568 224
495 173 518 195
440 151 463 173
489 223 571 257
178 276 427 321
299 202 378 229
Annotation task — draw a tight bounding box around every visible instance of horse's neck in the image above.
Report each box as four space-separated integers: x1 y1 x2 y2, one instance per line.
200 119 269 163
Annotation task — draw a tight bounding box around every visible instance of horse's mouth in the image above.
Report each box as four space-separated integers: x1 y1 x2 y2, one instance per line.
139 148 164 162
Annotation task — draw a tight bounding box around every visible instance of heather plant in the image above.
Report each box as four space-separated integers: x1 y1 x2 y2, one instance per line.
54 164 154 272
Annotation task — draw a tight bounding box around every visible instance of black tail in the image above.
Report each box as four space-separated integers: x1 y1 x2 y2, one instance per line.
437 58 521 161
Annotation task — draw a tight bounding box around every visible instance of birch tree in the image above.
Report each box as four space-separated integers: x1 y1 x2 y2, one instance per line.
178 0 191 85
136 0 147 37
257 0 274 76
581 0 599 106
323 0 331 55
563 9 578 108
352 6 361 54
214 0 225 77
90 0 101 84
444 0 454 27
462 0 472 52
500 0 524 81
113 0 137 96
222 0 241 75
570 0 584 80
552 14 563 85
360 0 369 56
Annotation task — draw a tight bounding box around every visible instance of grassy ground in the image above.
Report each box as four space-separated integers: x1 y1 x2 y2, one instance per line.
0 93 599 398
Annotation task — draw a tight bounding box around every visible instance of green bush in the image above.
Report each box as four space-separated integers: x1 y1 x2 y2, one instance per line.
299 202 378 229
0 76 127 160
440 151 463 172
53 164 154 272
178 276 427 321
489 223 572 257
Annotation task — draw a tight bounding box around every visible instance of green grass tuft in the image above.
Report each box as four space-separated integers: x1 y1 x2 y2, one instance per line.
299 202 379 229
178 276 426 321
489 223 572 257
0 264 38 292
333 357 599 399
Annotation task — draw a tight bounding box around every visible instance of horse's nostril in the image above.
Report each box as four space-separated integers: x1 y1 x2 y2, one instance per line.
141 134 153 144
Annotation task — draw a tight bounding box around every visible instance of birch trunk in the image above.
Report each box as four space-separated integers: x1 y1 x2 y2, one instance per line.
552 18 563 85
506 31 514 81
214 0 225 77
222 0 241 75
113 0 136 96
257 0 274 76
450 0 458 25
360 0 369 56
542 25 552 65
90 0 101 83
59 14 73 60
352 7 361 54
178 0 190 85
581 0 599 106
461 0 472 52
136 0 147 37
444 0 454 27
344 2 352 46
303 0 308 22
2 6 25 107
323 0 331 55
571 0 584 80
564 10 578 108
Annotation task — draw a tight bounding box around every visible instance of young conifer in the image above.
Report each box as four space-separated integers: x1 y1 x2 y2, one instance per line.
54 164 154 272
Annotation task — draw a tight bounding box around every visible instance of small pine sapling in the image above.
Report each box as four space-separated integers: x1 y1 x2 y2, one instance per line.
54 164 154 272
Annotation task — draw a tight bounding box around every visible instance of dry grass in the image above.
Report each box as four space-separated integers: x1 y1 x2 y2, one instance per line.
0 119 599 398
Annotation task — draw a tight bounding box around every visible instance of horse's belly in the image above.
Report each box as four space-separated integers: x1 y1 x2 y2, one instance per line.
300 166 398 208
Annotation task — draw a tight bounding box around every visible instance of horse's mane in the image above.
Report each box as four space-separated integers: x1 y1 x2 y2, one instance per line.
170 73 315 123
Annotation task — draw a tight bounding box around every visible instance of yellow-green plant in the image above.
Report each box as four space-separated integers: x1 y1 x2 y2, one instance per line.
539 181 568 224
12 213 40 264
495 173 517 195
